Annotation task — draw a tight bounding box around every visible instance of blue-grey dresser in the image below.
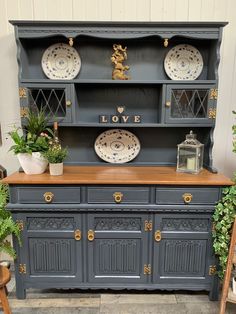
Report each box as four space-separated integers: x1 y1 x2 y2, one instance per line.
3 21 232 300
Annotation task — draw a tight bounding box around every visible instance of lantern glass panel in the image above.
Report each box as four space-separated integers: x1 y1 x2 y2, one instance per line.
176 131 204 174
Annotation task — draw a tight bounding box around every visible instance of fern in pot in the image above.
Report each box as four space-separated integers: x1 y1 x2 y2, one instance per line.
9 109 53 175
44 146 68 176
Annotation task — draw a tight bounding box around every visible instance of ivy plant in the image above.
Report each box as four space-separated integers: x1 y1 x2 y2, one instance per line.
0 183 21 258
212 112 236 279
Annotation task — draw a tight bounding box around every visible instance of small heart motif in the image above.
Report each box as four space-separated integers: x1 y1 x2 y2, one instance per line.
117 106 125 114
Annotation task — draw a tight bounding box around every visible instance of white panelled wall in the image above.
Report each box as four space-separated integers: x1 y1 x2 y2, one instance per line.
0 0 236 177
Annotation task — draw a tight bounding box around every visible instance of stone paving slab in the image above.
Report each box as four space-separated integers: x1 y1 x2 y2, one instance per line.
100 293 177 304
2 275 236 314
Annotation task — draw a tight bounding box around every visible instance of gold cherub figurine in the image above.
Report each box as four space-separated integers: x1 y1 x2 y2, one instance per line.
111 44 130 80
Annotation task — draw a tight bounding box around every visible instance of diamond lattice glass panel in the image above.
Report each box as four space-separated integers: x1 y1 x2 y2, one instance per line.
28 88 66 118
170 89 209 119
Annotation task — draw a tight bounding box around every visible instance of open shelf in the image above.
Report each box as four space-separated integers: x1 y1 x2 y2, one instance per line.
20 79 217 85
60 126 212 166
19 35 217 81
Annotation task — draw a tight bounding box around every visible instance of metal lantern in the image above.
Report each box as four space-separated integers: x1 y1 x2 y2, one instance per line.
177 131 204 174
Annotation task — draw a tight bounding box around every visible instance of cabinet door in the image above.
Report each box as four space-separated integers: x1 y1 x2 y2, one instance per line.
153 213 213 285
165 85 216 124
19 84 73 123
87 213 149 284
21 213 82 283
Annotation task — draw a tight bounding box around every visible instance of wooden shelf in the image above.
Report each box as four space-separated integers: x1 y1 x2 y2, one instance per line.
2 166 233 185
20 79 217 85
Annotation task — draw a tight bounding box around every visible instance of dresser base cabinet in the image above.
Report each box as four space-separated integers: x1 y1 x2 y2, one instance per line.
11 207 217 300
4 170 232 301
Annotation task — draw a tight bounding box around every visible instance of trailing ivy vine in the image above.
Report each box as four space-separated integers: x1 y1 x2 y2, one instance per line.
0 183 21 258
212 112 236 279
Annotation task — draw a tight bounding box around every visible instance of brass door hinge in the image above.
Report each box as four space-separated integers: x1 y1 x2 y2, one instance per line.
16 220 24 231
19 87 27 98
20 107 29 118
19 264 26 274
210 88 218 100
208 108 216 119
209 265 217 276
145 220 152 231
144 264 151 275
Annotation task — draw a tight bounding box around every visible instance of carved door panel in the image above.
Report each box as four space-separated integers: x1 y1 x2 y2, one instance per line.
21 213 83 283
153 213 213 285
87 213 149 284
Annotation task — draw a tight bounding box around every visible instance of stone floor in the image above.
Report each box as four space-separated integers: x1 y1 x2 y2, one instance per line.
1 275 236 314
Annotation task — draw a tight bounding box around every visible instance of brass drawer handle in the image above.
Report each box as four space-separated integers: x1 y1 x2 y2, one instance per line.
74 229 81 241
43 192 54 203
66 100 72 106
183 193 193 204
113 192 123 203
88 229 95 241
155 230 161 242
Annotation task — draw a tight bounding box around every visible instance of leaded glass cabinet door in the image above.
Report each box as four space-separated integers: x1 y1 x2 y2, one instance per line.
87 213 149 284
19 84 73 123
165 85 217 124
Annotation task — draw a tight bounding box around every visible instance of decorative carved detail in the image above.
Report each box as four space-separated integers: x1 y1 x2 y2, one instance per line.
31 239 73 273
163 240 205 274
161 218 209 231
27 217 75 230
19 29 219 37
97 239 138 274
94 217 141 231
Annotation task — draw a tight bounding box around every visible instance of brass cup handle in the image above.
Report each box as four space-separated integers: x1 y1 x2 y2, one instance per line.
113 192 123 203
182 193 193 204
154 230 161 242
88 230 95 241
74 229 81 241
43 192 54 203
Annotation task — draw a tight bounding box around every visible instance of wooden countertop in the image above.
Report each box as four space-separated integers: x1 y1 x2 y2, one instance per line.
1 166 233 186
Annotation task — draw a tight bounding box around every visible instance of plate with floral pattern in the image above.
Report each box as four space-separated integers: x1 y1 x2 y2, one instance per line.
94 129 140 163
164 44 203 80
42 43 81 80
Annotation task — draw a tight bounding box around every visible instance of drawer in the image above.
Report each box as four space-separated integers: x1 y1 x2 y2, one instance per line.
87 186 150 204
14 186 81 204
155 187 220 205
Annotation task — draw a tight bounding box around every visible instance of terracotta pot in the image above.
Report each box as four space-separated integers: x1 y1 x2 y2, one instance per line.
49 163 63 176
17 152 48 175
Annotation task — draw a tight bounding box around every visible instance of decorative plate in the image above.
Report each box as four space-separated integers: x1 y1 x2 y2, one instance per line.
94 129 140 164
164 44 203 80
41 43 81 80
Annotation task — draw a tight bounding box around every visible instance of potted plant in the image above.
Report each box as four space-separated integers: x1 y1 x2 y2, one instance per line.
212 112 236 279
0 183 21 259
9 109 53 175
44 146 68 176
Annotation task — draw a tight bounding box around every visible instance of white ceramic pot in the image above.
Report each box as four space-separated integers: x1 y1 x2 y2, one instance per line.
49 163 63 176
17 152 48 175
